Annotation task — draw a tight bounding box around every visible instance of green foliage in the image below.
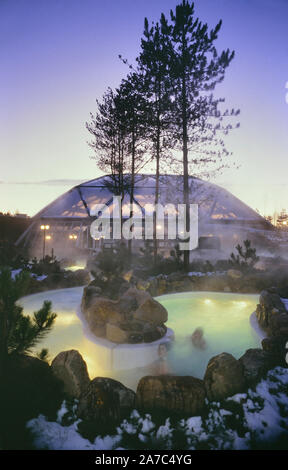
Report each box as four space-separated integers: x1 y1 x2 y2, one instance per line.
189 259 214 273
0 269 60 449
229 239 259 271
137 242 185 276
0 241 30 270
0 268 57 358
30 254 61 276
36 348 50 362
8 300 57 355
0 267 31 311
138 241 162 269
90 242 131 281
170 243 184 266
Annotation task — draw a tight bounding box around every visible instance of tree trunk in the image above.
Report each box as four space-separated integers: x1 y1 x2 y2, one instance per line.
153 115 161 266
128 130 136 257
182 74 190 271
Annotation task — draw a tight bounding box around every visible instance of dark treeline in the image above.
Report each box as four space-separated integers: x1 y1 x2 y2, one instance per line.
0 214 31 243
87 0 240 270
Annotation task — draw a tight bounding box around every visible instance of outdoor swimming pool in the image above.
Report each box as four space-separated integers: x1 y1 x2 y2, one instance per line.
19 288 263 390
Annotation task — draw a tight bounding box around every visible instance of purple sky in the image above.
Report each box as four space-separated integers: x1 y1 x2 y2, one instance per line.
1 0 288 216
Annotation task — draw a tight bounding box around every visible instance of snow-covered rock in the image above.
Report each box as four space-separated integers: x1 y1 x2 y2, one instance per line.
27 367 288 450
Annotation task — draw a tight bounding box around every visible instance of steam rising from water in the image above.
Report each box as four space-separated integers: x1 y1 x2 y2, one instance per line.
19 288 261 390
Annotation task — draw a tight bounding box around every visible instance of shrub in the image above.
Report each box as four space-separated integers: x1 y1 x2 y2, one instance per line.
229 239 259 271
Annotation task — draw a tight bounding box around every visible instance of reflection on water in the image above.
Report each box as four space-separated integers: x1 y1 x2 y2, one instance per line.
19 288 260 391
159 292 261 380
64 265 87 272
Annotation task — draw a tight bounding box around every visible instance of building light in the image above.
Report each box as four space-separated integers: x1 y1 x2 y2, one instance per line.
45 235 52 240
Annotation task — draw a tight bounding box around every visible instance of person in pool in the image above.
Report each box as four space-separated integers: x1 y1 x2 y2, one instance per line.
156 343 171 375
191 327 206 350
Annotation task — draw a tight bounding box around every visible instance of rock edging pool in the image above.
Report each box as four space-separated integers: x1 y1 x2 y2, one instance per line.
19 288 262 390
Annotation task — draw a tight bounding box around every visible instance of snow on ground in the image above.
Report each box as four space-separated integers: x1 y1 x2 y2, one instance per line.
31 274 48 281
281 298 288 311
26 367 288 450
188 271 226 277
11 269 23 280
11 269 47 282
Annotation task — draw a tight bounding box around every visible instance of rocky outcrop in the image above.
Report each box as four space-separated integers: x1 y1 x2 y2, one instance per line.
269 312 288 337
2 354 64 448
84 297 123 324
261 335 287 362
77 377 136 424
239 348 279 386
82 285 102 310
106 323 129 343
255 289 288 366
51 350 90 398
204 352 246 401
81 286 168 344
136 375 206 416
82 269 288 302
134 298 168 325
256 289 287 332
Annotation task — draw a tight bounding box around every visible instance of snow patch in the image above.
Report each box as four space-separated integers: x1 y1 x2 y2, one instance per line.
27 367 288 450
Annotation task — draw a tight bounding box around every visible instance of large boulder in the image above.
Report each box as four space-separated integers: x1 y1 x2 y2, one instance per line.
77 377 136 424
85 297 123 324
261 335 288 361
239 348 279 386
121 287 150 306
269 312 288 336
134 298 168 325
259 290 286 311
117 293 139 314
136 279 150 291
81 285 102 311
51 350 90 399
136 375 206 416
143 324 166 343
70 269 90 286
83 298 124 338
1 354 63 449
256 290 287 331
106 323 129 343
81 285 168 344
204 352 246 401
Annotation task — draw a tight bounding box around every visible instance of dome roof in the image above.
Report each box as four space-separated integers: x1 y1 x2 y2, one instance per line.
33 174 266 225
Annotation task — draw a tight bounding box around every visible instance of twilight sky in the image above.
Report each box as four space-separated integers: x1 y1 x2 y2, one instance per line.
0 0 288 217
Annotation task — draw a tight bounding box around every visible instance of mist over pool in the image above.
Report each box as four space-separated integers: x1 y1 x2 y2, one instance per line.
19 288 262 390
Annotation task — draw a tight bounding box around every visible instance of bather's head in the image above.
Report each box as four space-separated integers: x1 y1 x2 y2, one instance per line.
158 343 168 358
192 327 204 339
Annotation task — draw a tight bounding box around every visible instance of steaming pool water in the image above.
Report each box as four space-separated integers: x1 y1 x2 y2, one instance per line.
19 288 263 391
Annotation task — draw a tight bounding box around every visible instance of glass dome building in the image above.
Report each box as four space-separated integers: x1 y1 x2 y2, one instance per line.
16 174 272 259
